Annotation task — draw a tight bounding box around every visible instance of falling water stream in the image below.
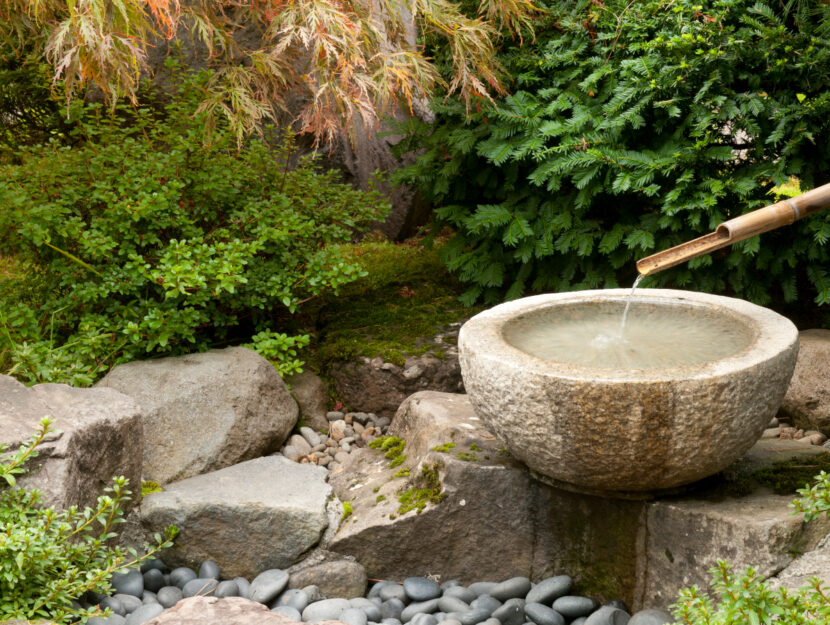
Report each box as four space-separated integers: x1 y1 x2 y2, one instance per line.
619 274 645 336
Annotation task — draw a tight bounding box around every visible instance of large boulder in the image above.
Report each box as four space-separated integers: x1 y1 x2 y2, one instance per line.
0 375 142 511
141 455 332 578
779 329 830 435
328 391 830 610
287 551 367 599
97 347 297 484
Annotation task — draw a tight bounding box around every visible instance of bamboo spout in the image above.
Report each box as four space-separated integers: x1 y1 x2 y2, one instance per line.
636 181 830 276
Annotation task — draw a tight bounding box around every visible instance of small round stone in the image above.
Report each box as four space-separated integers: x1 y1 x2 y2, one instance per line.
111 569 144 598
341 608 370 625
124 603 164 625
88 616 127 625
605 600 629 613
169 567 197 589
303 598 352 623
411 614 438 625
199 560 221 580
272 606 303 620
140 559 167 574
113 594 143 614
524 602 566 625
467 582 497 596
456 607 492 625
369 581 397 599
99 596 125 616
470 595 502 615
552 597 599 619
274 588 310 612
584 606 630 625
438 596 470 613
360 604 383 622
525 576 573 605
381 620 402 625
628 609 673 625
235 577 252 599
490 577 531 601
157 586 183 609
214 580 240 598
443 587 477 604
440 619 462 625
181 578 218 598
381 598 405 620
249 569 290 604
380 584 408 603
492 598 525 625
141 591 159 605
400 598 441 623
303 584 325 603
480 619 501 625
142 569 165 593
571 619 588 625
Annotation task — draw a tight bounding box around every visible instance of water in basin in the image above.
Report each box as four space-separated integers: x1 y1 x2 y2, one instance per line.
502 300 756 369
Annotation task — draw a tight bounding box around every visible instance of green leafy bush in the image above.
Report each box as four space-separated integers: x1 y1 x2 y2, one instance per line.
399 0 830 306
0 64 389 385
0 418 176 623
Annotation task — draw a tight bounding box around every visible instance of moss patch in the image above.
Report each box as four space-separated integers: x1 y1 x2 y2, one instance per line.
369 435 407 468
341 501 354 522
311 239 482 368
457 451 479 462
432 442 456 453
397 463 445 515
714 453 830 497
141 480 163 497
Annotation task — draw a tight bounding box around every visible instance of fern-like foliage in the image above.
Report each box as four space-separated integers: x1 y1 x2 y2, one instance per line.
398 0 830 308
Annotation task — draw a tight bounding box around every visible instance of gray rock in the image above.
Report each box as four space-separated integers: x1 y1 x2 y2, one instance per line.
271 605 302 620
410 614 438 625
169 568 197 589
328 411 345 422
89 616 127 625
249 569 290 605
571 619 588 625
97 346 297 484
381 620 402 625
0 376 143 512
469 595 501 614
341 608 370 625
124 603 164 625
112 570 144 598
584 607 629 625
142 456 331 579
100 596 126 616
604 600 628 612
440 620 462 625
490 577 531 601
359 604 383 622
302 598 352 623
628 609 673 625
289 433 313 456
523 603 565 625
273 588 309 612
182 578 219 598
287 553 367 599
143 569 166 593
235 577 252 599
282 445 301 462
141 559 167 573
141 592 159 606
780 329 830 435
199 560 221 580
300 426 323 448
491 598 525 625
551 597 598 619
215 581 240 598
404 577 442 601
525 576 573 605
302 584 325 603
114 594 143 613
437 596 470 613
369 581 397 599
400 599 441 623
284 371 330 432
442 586 477 604
157 586 183 609
480 619 500 625
456 608 492 625
381 598 405 620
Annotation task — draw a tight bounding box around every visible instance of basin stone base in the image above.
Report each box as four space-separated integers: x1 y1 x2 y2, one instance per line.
329 391 830 611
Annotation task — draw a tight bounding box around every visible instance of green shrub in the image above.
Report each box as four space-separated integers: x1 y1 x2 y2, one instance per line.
399 0 830 306
0 63 389 386
0 418 176 623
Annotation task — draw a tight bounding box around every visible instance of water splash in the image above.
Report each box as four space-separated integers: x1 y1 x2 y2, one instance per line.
619 274 645 337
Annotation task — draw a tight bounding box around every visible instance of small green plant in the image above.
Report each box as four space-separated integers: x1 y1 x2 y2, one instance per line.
469 443 482 452
0 419 177 624
432 442 456 453
396 463 445 515
369 436 407 468
393 468 411 478
341 501 353 523
497 447 511 457
793 471 830 521
376 495 387 503
141 481 163 497
457 451 479 462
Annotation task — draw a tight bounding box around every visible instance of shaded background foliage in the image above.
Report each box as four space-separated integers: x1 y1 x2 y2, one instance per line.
399 0 830 321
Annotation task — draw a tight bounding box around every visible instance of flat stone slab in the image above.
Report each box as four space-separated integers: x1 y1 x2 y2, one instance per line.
771 541 830 589
141 455 331 578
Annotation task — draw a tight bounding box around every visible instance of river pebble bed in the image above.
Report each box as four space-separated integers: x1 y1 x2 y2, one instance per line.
87 559 673 625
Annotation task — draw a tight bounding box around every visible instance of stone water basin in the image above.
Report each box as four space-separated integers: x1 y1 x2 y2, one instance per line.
458 289 799 495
